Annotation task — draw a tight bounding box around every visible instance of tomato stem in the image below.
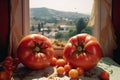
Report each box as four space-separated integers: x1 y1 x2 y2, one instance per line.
29 41 48 54
70 37 86 58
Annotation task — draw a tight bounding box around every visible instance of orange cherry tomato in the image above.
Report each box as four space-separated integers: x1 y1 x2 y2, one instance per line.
56 59 67 67
56 66 65 75
68 69 79 79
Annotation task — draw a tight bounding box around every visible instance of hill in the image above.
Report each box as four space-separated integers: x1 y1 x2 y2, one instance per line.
30 7 89 20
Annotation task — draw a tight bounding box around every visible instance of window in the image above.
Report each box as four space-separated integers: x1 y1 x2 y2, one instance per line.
10 0 116 57
29 0 94 42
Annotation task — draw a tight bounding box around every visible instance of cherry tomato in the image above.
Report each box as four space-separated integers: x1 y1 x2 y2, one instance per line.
100 71 110 80
76 67 84 76
13 57 20 65
56 66 65 75
56 58 67 67
3 60 12 67
68 69 79 79
64 64 72 73
4 56 13 62
0 69 12 80
50 57 57 66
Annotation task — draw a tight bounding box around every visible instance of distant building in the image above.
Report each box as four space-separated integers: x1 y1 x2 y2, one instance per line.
58 25 75 33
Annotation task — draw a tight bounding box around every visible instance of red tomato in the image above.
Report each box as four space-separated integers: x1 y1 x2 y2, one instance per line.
50 57 57 66
64 64 72 73
76 67 84 76
0 70 12 80
17 34 54 70
63 33 102 70
13 57 20 65
100 71 109 80
4 56 13 62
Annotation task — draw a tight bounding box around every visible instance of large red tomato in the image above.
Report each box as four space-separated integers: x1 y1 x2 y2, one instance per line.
63 33 102 70
17 34 54 70
0 69 12 80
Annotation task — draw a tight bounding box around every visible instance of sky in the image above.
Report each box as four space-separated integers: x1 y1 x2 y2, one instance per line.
29 0 94 14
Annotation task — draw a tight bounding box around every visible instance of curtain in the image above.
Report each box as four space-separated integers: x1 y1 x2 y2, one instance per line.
88 0 117 57
112 0 120 64
9 0 29 57
0 0 10 62
112 0 120 43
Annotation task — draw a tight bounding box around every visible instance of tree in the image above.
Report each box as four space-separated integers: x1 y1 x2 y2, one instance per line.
38 23 41 32
68 29 76 38
31 25 35 31
47 27 51 33
55 32 69 41
40 23 44 35
81 27 93 35
55 32 63 39
76 18 87 34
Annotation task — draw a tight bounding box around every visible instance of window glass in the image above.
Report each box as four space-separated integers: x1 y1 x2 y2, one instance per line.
29 0 94 42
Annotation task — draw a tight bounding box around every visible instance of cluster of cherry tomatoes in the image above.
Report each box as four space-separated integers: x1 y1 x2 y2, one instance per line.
50 57 110 80
50 57 85 79
0 56 20 80
2 56 20 71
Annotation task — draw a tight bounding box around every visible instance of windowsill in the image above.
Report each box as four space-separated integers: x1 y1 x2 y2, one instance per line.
13 57 120 80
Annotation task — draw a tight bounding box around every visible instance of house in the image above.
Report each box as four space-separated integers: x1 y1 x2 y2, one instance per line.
44 23 56 31
58 25 75 33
